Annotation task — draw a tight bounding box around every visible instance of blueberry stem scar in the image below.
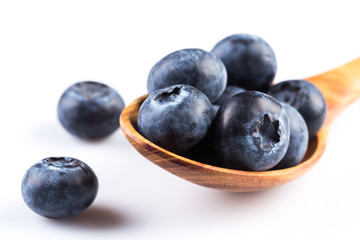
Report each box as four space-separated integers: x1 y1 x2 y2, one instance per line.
253 114 281 149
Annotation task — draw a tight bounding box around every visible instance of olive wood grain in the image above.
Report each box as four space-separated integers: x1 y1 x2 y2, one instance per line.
120 57 360 192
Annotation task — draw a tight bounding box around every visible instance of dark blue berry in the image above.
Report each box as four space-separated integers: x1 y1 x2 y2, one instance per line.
138 84 216 153
21 157 98 219
212 91 290 171
57 81 125 139
211 34 277 92
147 48 227 103
267 80 326 137
273 103 309 169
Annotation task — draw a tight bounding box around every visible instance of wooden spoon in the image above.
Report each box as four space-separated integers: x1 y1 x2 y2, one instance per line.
120 57 360 192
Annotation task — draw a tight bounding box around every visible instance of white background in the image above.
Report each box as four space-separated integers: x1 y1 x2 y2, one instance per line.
1 1 360 239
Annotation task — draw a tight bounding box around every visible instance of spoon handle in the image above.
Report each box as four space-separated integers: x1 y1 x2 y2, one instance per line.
306 57 360 125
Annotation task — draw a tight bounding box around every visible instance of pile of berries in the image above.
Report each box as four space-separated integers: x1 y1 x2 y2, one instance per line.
138 33 326 172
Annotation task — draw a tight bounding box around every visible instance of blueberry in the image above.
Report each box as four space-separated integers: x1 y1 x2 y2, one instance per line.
147 48 227 103
21 157 98 219
212 91 290 171
211 34 277 92
138 84 216 153
273 103 309 169
57 81 125 139
214 85 245 106
267 80 326 137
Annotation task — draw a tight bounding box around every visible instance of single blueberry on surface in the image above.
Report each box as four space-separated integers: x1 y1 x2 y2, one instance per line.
57 81 125 140
147 48 227 103
267 80 326 137
212 91 290 171
211 34 277 92
273 103 309 169
138 84 216 154
21 157 98 219
214 85 245 106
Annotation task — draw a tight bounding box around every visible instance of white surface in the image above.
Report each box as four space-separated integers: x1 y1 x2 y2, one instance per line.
1 1 360 239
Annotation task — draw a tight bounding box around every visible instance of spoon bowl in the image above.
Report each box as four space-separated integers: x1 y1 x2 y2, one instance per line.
120 58 360 192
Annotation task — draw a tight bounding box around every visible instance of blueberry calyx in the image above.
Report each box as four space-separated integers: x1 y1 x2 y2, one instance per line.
253 114 281 150
154 86 183 103
43 157 81 168
73 81 110 99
